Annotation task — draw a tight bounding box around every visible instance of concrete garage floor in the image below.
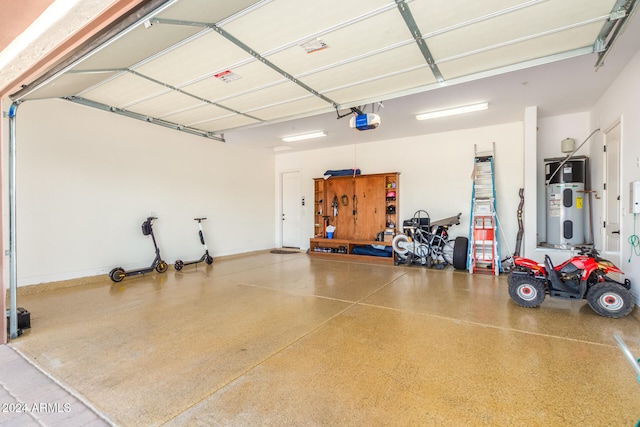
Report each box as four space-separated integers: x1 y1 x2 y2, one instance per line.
4 251 640 426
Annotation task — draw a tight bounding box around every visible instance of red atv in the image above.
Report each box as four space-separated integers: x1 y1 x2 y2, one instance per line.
508 247 634 318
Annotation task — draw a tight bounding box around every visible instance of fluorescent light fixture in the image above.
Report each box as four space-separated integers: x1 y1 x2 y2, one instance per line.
281 131 326 142
416 102 489 121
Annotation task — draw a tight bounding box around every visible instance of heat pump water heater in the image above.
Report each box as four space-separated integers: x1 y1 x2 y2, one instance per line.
545 156 588 247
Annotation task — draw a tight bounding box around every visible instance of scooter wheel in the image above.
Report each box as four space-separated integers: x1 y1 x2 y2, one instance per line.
174 260 184 271
109 267 125 283
205 256 213 265
587 283 634 318
508 274 545 308
156 261 168 273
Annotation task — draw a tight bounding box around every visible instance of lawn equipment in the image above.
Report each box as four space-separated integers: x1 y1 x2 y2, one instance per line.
174 217 213 270
109 217 168 282
392 211 467 269
508 247 634 318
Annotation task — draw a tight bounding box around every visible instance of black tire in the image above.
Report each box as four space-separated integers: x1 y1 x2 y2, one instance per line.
586 282 634 318
508 274 546 308
109 267 125 283
205 255 213 265
156 260 168 273
174 260 184 271
452 237 468 270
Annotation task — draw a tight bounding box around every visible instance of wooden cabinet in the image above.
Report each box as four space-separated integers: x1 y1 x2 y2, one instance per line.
313 179 325 238
383 173 399 237
310 172 399 264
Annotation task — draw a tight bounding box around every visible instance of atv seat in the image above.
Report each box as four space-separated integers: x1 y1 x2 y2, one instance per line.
544 255 560 281
544 255 580 294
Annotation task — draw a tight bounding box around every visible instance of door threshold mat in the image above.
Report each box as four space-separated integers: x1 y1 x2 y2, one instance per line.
270 249 300 254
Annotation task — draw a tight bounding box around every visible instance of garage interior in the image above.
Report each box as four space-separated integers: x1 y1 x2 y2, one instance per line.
2 0 640 425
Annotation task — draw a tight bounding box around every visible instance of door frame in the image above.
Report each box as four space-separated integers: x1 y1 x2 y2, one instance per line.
602 119 622 265
280 170 302 248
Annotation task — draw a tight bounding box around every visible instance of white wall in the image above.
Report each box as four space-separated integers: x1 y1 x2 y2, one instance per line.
276 122 525 258
590 49 640 302
9 99 275 286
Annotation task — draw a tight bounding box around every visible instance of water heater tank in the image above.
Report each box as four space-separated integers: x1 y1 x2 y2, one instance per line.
545 156 588 247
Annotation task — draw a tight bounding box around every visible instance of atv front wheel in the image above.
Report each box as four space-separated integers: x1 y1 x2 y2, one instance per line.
508 274 546 308
586 282 634 318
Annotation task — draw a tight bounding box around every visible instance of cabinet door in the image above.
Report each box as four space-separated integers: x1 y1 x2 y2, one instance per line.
353 175 386 240
325 177 356 239
313 179 326 237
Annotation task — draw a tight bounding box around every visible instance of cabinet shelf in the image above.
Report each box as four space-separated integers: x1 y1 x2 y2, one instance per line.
309 238 394 265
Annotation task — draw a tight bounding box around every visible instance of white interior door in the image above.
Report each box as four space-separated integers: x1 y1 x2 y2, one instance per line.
282 171 301 248
603 122 621 265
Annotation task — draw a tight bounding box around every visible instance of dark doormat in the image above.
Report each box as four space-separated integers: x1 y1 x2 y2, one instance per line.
270 249 300 254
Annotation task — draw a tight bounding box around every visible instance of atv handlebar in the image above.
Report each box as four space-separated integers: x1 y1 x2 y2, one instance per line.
576 246 599 257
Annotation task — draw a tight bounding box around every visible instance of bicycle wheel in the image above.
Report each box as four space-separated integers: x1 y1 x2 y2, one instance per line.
441 240 454 264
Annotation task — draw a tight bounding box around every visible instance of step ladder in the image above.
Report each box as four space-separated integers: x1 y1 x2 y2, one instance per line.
468 145 501 275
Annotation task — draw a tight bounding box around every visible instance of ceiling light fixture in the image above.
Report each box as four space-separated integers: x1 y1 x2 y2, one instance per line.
281 131 327 142
416 102 489 121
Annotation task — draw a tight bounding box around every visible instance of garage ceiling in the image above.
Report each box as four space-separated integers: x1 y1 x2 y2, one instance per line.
11 0 639 145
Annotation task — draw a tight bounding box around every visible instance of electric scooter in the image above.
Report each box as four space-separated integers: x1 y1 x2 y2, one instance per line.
174 217 213 271
109 217 168 282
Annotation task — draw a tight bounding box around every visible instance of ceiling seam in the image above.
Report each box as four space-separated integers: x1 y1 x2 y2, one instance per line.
127 28 214 70
435 16 609 65
68 67 265 121
332 46 594 112
241 94 319 114
256 3 399 58
323 64 429 95
294 40 415 79
420 0 548 40
125 69 263 120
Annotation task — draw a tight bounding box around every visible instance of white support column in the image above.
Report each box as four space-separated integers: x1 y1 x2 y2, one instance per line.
523 106 538 259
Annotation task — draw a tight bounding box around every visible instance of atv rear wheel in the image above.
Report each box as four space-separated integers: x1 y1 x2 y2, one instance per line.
586 282 634 318
508 274 545 308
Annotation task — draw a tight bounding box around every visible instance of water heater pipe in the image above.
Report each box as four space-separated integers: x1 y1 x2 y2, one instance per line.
545 128 600 185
